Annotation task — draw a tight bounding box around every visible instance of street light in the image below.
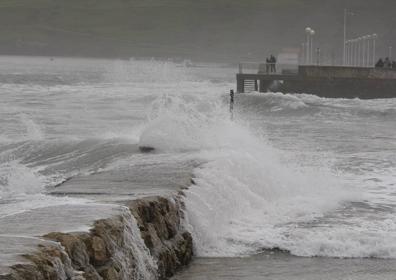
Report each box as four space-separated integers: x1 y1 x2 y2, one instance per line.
362 36 369 67
345 40 350 66
357 37 363 67
305 27 312 64
347 40 352 66
364 35 371 67
350 40 354 66
372 34 377 66
310 29 315 65
352 39 358 66
343 9 355 65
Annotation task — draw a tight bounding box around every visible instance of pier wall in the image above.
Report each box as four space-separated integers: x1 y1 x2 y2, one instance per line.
299 65 396 80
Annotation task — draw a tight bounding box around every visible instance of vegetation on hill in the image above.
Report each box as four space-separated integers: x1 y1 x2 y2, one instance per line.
0 0 394 61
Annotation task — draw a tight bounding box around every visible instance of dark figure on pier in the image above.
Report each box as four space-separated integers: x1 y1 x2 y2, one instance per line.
375 58 384 68
229 89 234 120
384 57 391 68
230 89 234 109
270 55 277 73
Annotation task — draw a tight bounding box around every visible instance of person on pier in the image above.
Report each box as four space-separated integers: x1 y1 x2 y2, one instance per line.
270 55 277 73
375 58 384 68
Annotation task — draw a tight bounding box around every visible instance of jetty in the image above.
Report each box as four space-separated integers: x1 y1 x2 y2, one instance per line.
0 151 195 280
236 63 396 99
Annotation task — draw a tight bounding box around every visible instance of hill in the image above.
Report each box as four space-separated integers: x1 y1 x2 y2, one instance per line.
0 0 395 62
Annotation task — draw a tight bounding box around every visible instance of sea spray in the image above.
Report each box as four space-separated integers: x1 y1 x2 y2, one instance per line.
0 160 91 218
20 114 44 141
0 160 46 199
139 93 356 257
140 93 229 152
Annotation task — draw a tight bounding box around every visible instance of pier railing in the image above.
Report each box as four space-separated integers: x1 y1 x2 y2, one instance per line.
238 62 299 75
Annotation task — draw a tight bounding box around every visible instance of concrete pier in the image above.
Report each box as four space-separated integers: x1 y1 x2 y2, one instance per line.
236 65 396 99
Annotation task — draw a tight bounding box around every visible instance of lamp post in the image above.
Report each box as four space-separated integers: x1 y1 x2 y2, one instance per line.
357 37 362 67
343 9 354 65
366 35 371 67
352 39 358 66
348 40 352 66
310 29 315 65
372 34 377 66
305 27 312 64
345 40 350 66
351 40 356 66
343 9 347 65
363 36 368 67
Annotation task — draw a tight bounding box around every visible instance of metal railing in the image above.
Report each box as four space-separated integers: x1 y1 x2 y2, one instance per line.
238 62 299 75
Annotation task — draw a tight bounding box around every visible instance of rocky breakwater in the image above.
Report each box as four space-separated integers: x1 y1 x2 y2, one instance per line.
1 196 193 280
0 151 198 279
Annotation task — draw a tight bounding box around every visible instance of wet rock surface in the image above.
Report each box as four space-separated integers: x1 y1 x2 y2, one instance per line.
0 160 195 280
1 196 193 280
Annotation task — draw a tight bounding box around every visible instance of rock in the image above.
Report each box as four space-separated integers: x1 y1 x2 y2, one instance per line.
128 196 193 279
3 195 193 280
91 236 108 265
138 146 155 153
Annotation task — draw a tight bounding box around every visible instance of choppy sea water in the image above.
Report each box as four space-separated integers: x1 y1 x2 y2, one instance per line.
1 56 396 278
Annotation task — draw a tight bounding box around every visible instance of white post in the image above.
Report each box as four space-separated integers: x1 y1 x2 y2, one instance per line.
307 34 310 64
363 37 366 67
352 39 356 66
305 27 311 64
346 40 350 66
310 29 315 65
348 41 351 66
357 39 360 66
353 39 358 66
366 35 371 67
343 8 347 65
357 37 362 66
372 34 377 67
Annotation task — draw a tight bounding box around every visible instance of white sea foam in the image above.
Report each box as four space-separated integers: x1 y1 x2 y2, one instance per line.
0 160 46 199
139 93 357 257
2 58 396 261
0 160 91 218
20 114 44 141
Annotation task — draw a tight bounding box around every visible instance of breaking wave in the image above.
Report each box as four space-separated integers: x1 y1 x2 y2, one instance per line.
139 93 357 257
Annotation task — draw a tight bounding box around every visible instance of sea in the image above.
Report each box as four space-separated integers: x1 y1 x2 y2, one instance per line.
1 56 396 279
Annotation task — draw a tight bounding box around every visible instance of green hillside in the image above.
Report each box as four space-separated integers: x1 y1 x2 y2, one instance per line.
0 0 394 61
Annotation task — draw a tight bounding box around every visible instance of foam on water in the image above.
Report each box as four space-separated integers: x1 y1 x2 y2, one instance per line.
0 160 93 218
139 93 358 257
2 58 396 263
0 160 46 199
